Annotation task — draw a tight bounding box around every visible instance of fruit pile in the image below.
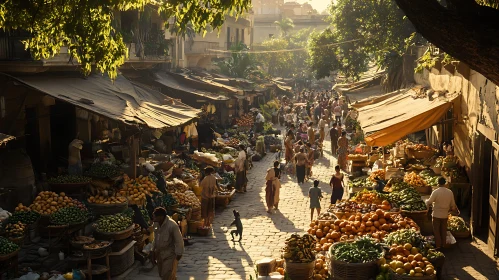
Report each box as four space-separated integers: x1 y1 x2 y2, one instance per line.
384 243 436 277
419 170 440 187
348 176 371 189
388 179 412 192
5 222 26 238
307 210 419 251
317 212 337 221
87 193 127 204
0 237 19 255
447 216 469 232
8 209 40 225
14 203 30 212
226 138 240 148
171 191 201 208
389 188 427 211
281 233 317 262
50 206 88 225
95 213 133 233
49 174 92 184
29 192 80 215
85 163 121 179
166 179 190 193
407 144 434 151
313 253 329 280
329 201 391 215
121 175 159 204
370 169 386 181
404 172 427 188
351 190 389 205
160 193 178 207
235 113 254 127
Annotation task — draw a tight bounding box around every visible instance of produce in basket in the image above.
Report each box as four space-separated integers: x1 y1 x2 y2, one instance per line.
85 163 121 178
160 193 178 208
235 113 254 127
0 236 19 255
5 222 26 238
226 138 240 148
171 191 201 208
404 172 427 188
384 242 436 277
83 240 111 250
87 193 127 204
14 203 31 212
351 189 389 205
313 253 329 280
331 236 383 263
282 233 317 262
388 179 412 192
348 176 371 189
50 206 88 225
447 216 469 232
29 191 80 215
384 229 425 246
8 208 40 225
121 174 160 204
369 170 386 182
388 188 427 211
419 170 440 187
95 213 133 233
329 200 391 214
220 172 236 186
407 144 434 152
49 174 92 184
317 212 337 221
166 178 190 193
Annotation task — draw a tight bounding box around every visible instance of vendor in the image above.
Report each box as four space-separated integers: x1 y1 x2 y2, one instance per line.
373 177 387 193
254 110 265 133
200 167 217 228
68 139 83 175
94 149 114 164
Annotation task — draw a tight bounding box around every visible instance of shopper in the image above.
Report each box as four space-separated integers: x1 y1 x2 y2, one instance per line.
305 142 315 180
329 122 339 156
309 180 323 221
152 207 184 280
329 165 345 204
318 115 327 143
307 121 315 144
265 161 282 213
295 148 307 184
200 167 217 228
337 131 348 171
334 102 342 125
426 177 459 249
234 157 245 193
284 130 295 164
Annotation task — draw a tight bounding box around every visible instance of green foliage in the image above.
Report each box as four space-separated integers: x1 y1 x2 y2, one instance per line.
308 0 419 80
415 46 455 73
274 17 295 37
308 29 340 79
0 0 251 79
214 42 258 79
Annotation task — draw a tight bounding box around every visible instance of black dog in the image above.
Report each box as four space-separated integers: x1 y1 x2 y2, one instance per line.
230 210 243 242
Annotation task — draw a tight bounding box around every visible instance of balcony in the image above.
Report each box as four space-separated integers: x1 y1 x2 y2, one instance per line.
185 41 222 55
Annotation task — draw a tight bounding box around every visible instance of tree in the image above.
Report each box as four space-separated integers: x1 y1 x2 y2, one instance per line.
394 0 499 86
308 0 420 81
274 17 295 37
256 38 293 77
308 29 340 79
214 42 259 79
0 0 251 79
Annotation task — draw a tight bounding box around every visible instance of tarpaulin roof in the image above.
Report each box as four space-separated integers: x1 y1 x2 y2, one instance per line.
0 133 15 146
351 89 406 109
357 87 458 146
153 72 229 101
6 73 200 129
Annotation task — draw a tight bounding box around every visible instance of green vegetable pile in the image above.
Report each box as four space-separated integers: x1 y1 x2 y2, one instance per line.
447 216 469 232
49 174 92 184
85 163 121 179
50 207 88 225
220 172 236 186
389 188 427 211
96 213 132 233
419 170 439 187
348 176 371 189
389 179 412 192
140 209 150 224
384 229 425 246
0 237 19 255
8 210 40 225
331 237 383 263
161 193 178 207
425 248 445 260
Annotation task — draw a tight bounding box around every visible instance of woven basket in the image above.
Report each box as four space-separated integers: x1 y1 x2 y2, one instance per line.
284 259 315 280
389 270 436 280
451 230 471 239
94 224 134 241
0 248 20 261
82 240 113 258
88 202 128 218
70 236 95 250
328 243 382 280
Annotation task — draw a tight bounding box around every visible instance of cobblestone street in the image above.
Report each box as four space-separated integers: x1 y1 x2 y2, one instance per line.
123 135 499 280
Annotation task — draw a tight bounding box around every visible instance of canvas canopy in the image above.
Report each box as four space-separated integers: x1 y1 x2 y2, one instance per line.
8 73 200 129
350 89 406 109
153 72 229 101
357 87 458 146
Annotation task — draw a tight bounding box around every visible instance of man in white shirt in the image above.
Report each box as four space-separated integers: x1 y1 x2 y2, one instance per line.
426 177 458 249
333 104 342 125
255 111 265 132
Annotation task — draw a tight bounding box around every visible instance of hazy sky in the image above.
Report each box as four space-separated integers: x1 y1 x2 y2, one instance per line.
286 0 332 13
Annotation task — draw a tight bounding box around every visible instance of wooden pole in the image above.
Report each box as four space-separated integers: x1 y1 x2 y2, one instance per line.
131 136 139 179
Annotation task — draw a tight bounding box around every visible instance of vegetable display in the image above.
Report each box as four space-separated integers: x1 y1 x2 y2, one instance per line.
384 229 425 246
447 216 469 232
370 170 386 181
29 192 80 215
0 236 19 255
389 188 427 211
160 193 178 207
8 209 40 225
419 170 439 187
385 243 436 277
220 172 236 186
95 213 133 233
282 233 317 262
171 191 201 208
14 203 30 212
87 193 127 204
331 237 383 263
49 174 92 184
166 179 190 193
121 175 159 204
235 113 254 127
348 176 371 189
351 189 389 205
388 179 412 192
404 172 427 188
85 163 121 179
329 201 391 215
50 206 89 225
407 144 434 152
5 222 26 238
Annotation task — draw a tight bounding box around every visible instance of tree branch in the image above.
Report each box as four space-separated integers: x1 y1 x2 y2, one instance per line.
394 0 499 85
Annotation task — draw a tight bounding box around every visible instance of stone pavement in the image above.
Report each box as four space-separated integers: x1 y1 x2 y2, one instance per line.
121 133 499 280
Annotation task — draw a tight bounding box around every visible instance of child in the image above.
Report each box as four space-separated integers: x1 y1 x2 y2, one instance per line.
309 180 323 221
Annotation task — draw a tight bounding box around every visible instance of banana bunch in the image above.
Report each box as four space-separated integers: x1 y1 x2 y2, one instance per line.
282 233 317 263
